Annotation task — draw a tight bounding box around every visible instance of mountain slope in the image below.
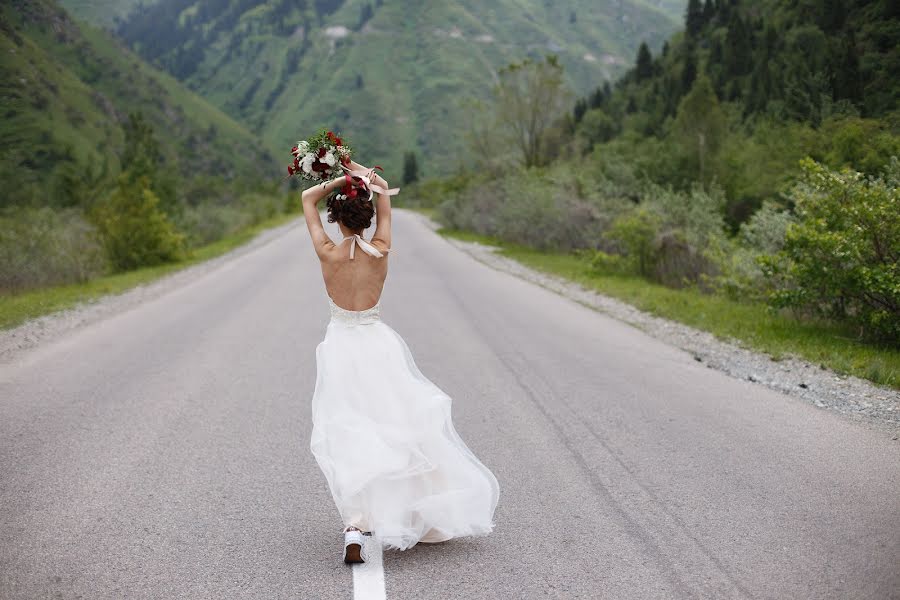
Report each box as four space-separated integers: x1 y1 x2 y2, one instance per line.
0 0 279 208
100 0 682 177
569 0 899 223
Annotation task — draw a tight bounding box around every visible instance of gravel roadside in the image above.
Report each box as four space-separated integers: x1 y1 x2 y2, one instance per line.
412 213 900 437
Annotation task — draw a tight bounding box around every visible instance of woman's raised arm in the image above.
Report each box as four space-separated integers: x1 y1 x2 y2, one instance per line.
301 177 344 258
347 160 391 253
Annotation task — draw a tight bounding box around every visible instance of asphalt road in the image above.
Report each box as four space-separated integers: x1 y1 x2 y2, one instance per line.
1 210 898 599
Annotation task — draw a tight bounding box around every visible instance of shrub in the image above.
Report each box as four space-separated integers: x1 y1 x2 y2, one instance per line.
438 166 621 251
600 182 729 287
605 207 661 277
176 202 250 247
762 157 900 342
712 201 796 300
0 207 108 292
90 176 186 272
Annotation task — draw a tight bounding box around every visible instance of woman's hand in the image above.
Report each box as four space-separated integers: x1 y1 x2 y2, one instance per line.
371 171 389 190
348 160 388 190
348 159 368 173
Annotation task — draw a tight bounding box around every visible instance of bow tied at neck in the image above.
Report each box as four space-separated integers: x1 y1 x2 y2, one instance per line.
343 234 384 259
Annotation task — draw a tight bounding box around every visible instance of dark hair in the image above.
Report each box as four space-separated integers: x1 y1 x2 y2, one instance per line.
326 186 374 230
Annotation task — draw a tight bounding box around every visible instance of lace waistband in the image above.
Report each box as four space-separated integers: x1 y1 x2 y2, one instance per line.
328 297 381 325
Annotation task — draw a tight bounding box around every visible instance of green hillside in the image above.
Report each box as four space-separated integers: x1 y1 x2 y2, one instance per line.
571 0 900 223
0 0 279 209
102 0 682 177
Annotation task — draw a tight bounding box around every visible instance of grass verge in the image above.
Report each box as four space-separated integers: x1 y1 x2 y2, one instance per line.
437 226 900 390
0 211 300 331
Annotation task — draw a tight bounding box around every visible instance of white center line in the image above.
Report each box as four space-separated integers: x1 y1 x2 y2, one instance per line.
352 536 386 600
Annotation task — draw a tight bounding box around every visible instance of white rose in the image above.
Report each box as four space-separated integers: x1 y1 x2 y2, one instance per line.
301 153 315 173
298 140 310 152
323 151 337 167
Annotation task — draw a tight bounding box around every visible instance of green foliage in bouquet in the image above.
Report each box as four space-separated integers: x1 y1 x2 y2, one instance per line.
306 129 354 159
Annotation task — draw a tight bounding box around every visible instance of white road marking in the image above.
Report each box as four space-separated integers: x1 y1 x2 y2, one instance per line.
352 536 386 600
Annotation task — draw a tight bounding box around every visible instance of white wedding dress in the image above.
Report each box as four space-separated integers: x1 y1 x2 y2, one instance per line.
310 236 500 551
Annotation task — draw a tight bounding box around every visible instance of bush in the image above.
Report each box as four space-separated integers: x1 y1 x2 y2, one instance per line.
599 182 729 287
0 207 108 292
712 201 796 300
177 192 288 247
605 207 661 277
762 157 900 342
438 166 623 251
90 176 186 272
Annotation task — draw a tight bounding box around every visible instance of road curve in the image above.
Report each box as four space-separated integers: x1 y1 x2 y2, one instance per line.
1 209 898 599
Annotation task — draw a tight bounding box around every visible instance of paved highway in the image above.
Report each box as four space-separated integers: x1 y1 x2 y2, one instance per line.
1 210 898 599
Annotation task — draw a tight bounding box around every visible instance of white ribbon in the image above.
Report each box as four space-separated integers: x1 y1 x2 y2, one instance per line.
343 234 384 259
340 166 400 196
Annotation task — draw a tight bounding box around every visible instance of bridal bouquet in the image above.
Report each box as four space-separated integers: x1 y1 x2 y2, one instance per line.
286 129 353 181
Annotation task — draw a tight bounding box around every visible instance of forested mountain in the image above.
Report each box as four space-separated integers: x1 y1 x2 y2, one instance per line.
73 0 685 177
572 0 900 223
0 0 278 209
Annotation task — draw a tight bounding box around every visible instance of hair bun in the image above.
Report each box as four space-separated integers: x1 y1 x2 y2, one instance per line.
326 187 374 230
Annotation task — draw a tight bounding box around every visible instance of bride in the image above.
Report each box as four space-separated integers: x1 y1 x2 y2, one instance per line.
301 159 500 563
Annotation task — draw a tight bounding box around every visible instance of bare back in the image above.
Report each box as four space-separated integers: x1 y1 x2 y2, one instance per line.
320 236 388 311
300 162 393 311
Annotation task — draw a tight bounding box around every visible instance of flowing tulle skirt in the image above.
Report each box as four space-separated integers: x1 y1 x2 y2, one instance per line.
310 303 500 551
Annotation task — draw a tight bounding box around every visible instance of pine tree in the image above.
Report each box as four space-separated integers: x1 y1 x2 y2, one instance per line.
626 96 638 113
702 0 715 24
402 151 419 184
685 0 704 37
724 14 752 78
682 48 698 93
574 98 588 122
589 86 606 109
832 31 862 105
636 42 653 81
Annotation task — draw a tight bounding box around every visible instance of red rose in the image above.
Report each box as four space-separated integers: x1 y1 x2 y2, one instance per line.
317 147 326 158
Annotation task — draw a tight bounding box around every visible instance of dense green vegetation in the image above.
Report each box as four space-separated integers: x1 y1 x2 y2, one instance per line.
418 0 899 366
0 0 290 298
572 0 900 224
89 0 682 177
